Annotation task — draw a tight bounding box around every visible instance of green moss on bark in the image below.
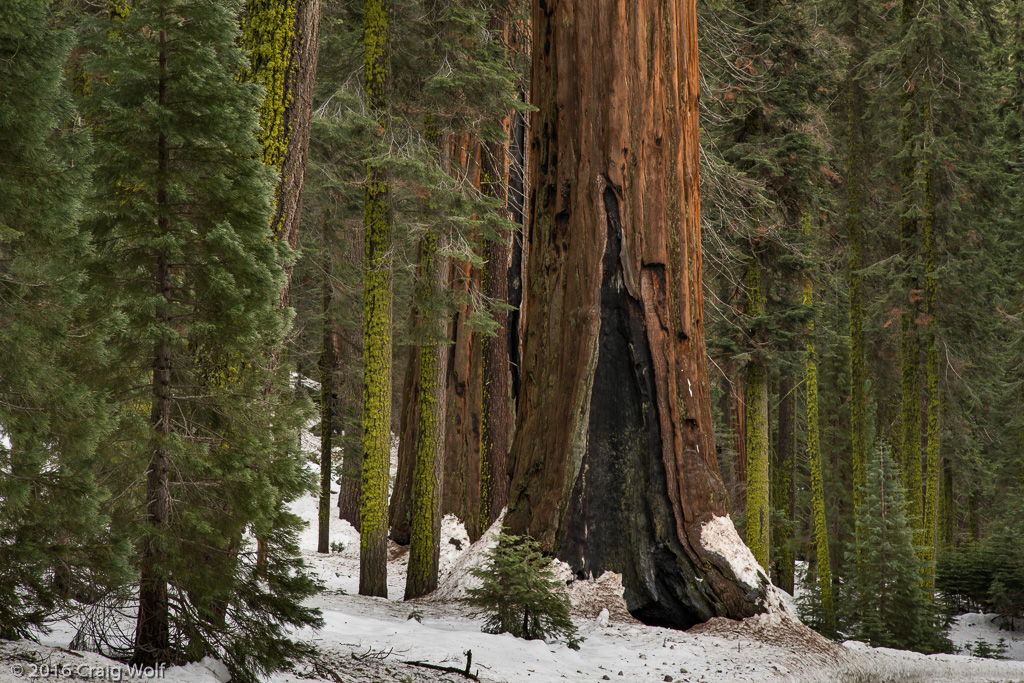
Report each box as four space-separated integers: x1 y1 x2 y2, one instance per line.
804 213 834 633
358 0 392 598
744 257 770 571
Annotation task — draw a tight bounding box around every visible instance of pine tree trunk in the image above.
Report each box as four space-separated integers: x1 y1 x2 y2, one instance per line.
846 0 868 546
134 28 171 667
241 0 322 308
922 59 940 592
731 368 748 516
442 244 484 541
804 214 835 633
744 258 770 571
480 121 513 535
899 0 923 531
318 247 337 554
359 0 393 598
507 105 527 410
405 234 450 600
940 455 954 548
773 372 795 594
388 345 419 545
504 0 768 628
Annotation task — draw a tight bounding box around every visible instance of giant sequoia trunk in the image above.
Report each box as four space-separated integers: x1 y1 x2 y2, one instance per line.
504 0 768 629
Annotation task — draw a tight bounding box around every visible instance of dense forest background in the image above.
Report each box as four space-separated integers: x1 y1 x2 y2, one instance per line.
3 0 1024 679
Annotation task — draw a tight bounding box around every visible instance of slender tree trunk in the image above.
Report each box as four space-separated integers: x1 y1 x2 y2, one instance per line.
967 488 980 544
507 102 527 416
922 58 940 593
940 454 954 548
359 0 393 598
442 249 484 540
745 258 769 571
846 0 867 549
135 26 171 665
899 0 923 532
405 234 450 599
803 213 834 633
731 368 748 515
318 244 337 554
505 0 768 629
480 115 513 534
388 345 419 544
773 371 795 594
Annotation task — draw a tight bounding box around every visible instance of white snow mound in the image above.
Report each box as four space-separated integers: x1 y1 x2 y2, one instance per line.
700 514 792 614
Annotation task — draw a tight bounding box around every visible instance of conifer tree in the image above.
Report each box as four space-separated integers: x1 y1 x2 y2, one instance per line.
851 443 948 653
83 0 321 675
466 532 580 649
0 0 123 638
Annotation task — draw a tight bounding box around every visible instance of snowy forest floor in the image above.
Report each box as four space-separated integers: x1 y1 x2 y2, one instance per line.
3 437 1024 682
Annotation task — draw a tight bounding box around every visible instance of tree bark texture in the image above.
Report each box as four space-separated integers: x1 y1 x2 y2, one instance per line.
480 127 513 535
405 234 450 599
504 0 767 629
241 0 322 308
318 250 338 554
845 2 867 545
442 255 483 540
744 258 769 572
441 134 484 541
898 0 923 533
359 0 392 598
388 344 419 545
773 371 795 594
922 67 940 590
940 455 953 548
804 214 835 633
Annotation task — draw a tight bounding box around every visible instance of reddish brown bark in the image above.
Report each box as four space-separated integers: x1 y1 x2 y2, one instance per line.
388 344 419 545
504 0 766 628
480 127 513 534
442 256 484 540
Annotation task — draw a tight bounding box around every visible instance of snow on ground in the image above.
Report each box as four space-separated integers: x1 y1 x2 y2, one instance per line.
273 483 1024 683
951 612 1024 660
4 423 1024 682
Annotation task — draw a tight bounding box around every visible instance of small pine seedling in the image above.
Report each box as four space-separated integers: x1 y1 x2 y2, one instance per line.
465 531 581 650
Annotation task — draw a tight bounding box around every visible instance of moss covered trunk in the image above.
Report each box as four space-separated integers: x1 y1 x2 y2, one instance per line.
241 0 322 308
773 371 795 594
744 258 769 571
504 0 767 629
405 233 450 599
359 0 392 598
804 214 835 633
846 0 867 544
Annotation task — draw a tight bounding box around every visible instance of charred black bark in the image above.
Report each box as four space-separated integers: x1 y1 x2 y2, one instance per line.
557 187 733 628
